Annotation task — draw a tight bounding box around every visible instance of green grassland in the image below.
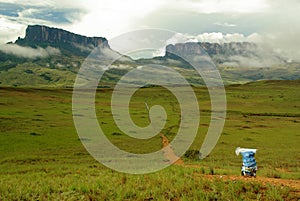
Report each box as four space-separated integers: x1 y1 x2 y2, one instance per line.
0 80 299 200
1 57 300 88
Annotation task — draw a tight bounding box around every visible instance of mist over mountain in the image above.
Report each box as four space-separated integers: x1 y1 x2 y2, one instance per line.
164 42 287 68
0 25 299 87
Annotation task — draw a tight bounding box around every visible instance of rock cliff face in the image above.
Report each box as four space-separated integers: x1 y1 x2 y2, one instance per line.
165 42 258 58
164 42 286 67
165 42 205 57
15 25 109 56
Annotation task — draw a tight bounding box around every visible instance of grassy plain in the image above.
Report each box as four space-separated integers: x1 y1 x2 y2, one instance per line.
0 80 299 200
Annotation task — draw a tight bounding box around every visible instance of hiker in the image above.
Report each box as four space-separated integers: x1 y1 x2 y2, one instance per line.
236 147 257 177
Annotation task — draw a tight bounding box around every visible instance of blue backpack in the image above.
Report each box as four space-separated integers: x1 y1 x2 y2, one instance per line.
236 147 258 177
240 151 257 168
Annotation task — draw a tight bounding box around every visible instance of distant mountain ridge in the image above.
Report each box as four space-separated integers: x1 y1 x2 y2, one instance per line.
0 25 299 87
3 25 285 65
166 42 257 57
164 42 286 67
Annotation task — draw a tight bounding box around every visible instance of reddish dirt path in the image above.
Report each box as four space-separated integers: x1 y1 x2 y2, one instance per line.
160 133 184 165
160 134 300 192
201 174 300 190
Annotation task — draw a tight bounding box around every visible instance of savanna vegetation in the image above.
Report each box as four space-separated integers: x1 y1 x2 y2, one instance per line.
0 80 299 200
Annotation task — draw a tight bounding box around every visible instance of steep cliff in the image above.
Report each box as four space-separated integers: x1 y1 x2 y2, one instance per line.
165 42 258 58
15 25 109 56
164 42 285 67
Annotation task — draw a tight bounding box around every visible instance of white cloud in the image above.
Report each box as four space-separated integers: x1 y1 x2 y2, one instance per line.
222 55 284 68
0 44 60 58
1 0 270 14
0 0 87 44
0 17 26 44
166 33 198 45
0 0 299 62
196 32 225 43
0 14 57 44
175 0 269 14
260 0 300 62
62 0 270 40
214 22 236 27
66 0 167 38
152 32 264 58
165 32 263 45
17 8 37 18
0 0 83 9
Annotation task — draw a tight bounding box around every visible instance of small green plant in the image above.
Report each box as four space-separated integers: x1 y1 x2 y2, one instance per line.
200 167 205 174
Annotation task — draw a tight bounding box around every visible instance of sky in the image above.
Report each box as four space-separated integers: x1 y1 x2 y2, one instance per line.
0 0 299 60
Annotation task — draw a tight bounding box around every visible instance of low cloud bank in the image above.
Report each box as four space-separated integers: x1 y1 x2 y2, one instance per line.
165 32 262 45
0 44 60 58
153 32 290 67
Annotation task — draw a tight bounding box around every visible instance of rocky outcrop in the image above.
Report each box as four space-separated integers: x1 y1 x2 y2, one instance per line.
165 42 258 58
165 42 205 57
164 42 286 67
15 25 109 56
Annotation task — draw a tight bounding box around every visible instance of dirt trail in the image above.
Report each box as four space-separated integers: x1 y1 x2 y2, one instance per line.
201 174 300 191
160 133 184 165
160 134 300 191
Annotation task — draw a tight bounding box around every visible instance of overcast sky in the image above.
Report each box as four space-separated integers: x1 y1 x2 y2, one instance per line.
0 0 299 60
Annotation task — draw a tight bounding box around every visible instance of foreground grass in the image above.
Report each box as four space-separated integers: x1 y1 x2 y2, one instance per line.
0 164 297 200
0 80 299 200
